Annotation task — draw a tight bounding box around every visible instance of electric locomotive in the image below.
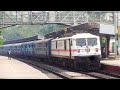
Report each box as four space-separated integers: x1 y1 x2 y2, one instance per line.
51 33 101 70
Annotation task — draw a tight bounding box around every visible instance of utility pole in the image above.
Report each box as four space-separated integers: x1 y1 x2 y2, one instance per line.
117 11 120 56
114 11 118 58
117 11 119 55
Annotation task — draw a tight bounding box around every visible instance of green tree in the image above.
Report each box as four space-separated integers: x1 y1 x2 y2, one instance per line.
0 31 3 45
0 38 3 45
101 37 107 47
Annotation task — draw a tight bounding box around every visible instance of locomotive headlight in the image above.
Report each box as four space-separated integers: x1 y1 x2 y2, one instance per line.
95 48 98 52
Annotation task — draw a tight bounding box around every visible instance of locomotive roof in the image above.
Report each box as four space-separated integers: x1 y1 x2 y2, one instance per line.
72 33 98 38
52 33 98 41
34 38 53 43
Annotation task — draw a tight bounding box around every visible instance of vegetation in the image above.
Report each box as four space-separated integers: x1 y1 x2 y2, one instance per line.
0 24 66 42
0 38 3 45
0 31 3 45
101 37 107 47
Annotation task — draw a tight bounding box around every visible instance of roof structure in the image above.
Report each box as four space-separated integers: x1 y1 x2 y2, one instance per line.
44 22 100 39
0 11 115 29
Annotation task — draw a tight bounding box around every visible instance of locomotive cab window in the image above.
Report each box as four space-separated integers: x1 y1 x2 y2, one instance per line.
87 38 97 46
76 38 86 46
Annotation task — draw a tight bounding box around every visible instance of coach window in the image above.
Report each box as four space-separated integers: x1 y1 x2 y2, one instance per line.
64 40 66 50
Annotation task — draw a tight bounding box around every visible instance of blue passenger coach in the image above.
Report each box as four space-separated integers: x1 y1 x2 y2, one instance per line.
21 41 35 57
33 38 52 59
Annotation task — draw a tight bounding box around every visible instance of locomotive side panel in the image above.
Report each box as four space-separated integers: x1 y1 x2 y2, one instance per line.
51 41 57 55
51 39 71 59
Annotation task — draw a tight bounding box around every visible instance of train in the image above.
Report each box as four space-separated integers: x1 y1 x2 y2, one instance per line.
0 33 101 71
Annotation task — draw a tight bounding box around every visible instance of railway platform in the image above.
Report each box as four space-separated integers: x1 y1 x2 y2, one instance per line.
0 56 49 79
100 53 120 76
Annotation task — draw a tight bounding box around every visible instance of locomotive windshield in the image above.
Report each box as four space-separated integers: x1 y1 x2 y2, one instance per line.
87 38 97 46
76 38 97 46
76 38 86 46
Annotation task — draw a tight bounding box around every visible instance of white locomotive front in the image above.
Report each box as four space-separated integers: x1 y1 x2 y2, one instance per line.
51 33 101 70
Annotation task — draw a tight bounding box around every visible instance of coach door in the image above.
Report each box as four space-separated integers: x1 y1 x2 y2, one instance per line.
63 39 71 58
69 39 71 59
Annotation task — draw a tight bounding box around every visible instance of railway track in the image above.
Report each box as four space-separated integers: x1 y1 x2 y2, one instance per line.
97 70 120 78
15 58 120 79
79 71 119 79
15 58 96 79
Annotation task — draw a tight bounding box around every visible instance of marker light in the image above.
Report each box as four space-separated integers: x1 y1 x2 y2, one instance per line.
95 48 98 52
